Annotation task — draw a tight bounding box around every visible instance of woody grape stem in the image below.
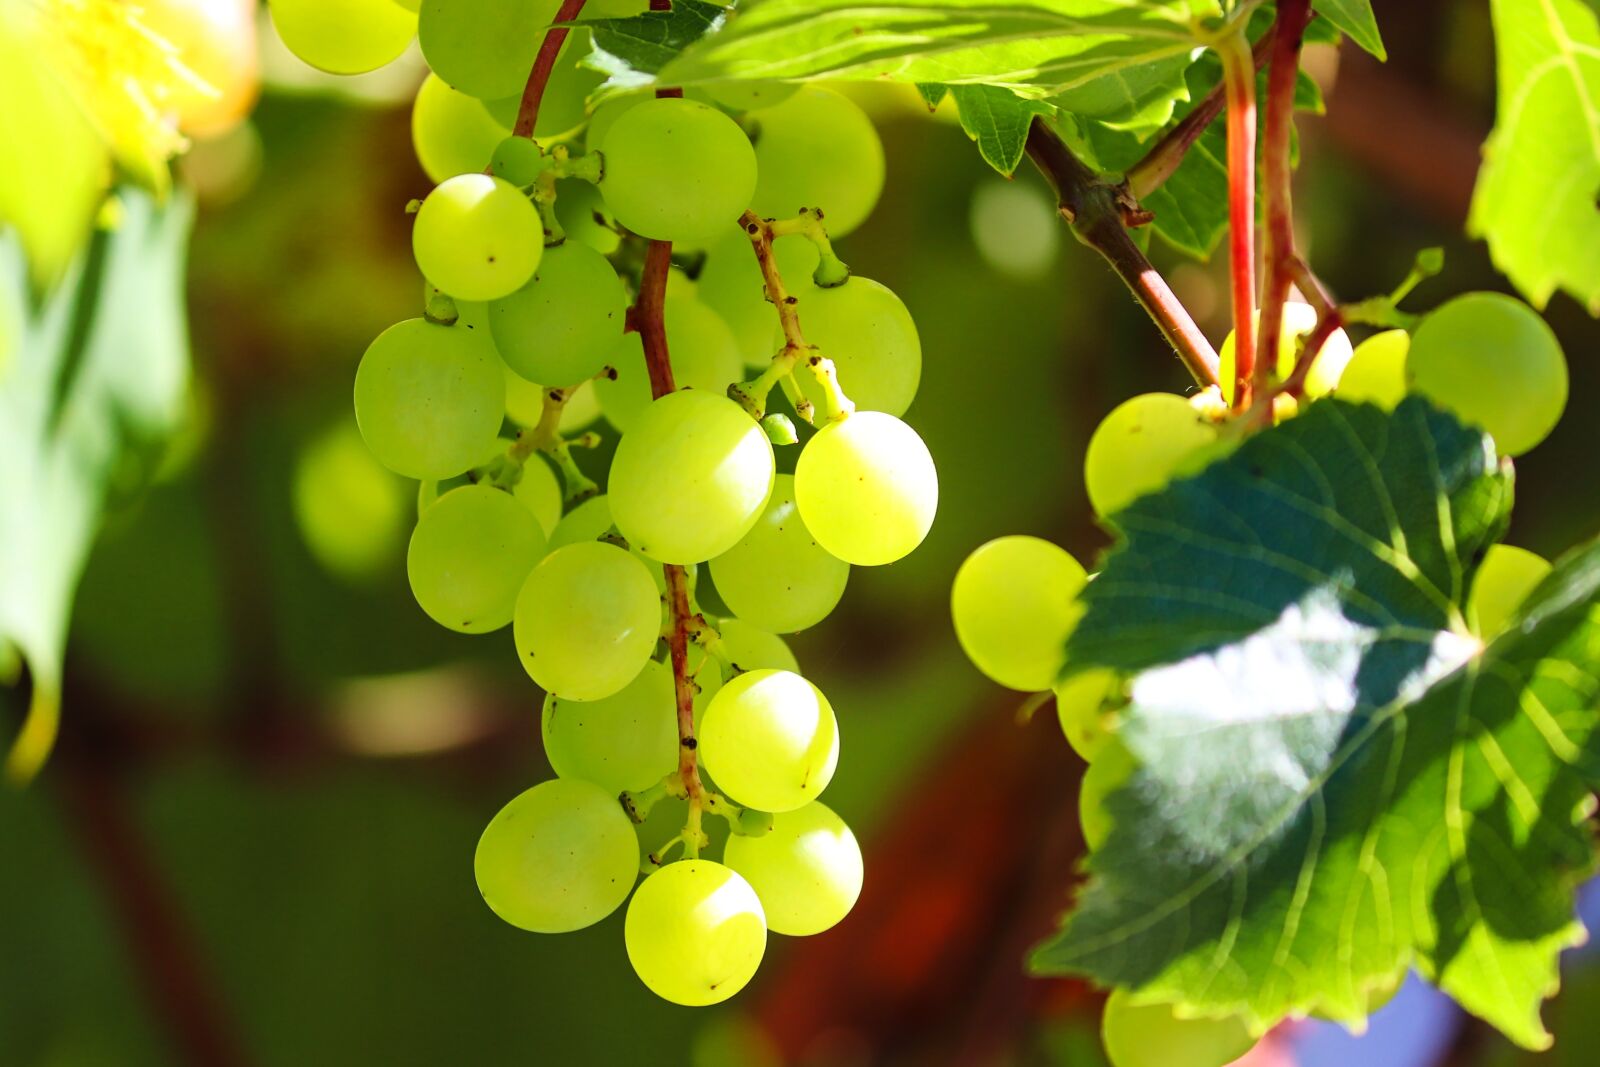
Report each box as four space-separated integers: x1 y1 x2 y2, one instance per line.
1218 28 1258 408
513 0 588 138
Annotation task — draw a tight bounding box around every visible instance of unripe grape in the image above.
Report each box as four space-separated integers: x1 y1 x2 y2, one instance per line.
1083 393 1219 518
595 297 744 431
600 98 757 245
711 475 850 634
292 421 407 582
1079 736 1135 851
418 0 560 101
268 0 416 75
407 485 546 633
1100 990 1256 1067
790 277 921 417
412 173 544 302
1469 544 1551 639
1056 669 1116 762
1337 329 1410 410
699 669 838 812
513 542 660 700
512 455 563 536
1406 292 1567 456
489 241 627 386
705 80 799 112
353 318 504 479
1217 301 1354 405
712 619 800 676
749 87 884 238
625 860 766 1006
794 412 938 566
543 660 678 794
474 778 638 933
724 801 863 936
609 391 775 565
411 74 510 183
951 536 1088 692
489 135 544 188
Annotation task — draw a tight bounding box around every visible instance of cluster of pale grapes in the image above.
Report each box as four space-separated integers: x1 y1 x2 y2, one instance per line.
270 0 939 1008
951 293 1568 1067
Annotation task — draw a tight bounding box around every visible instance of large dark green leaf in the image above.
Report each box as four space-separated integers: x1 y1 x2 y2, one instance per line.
0 188 193 782
1033 398 1600 1050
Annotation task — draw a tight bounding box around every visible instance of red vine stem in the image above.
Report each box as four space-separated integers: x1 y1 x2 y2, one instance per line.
1218 30 1257 407
512 0 588 138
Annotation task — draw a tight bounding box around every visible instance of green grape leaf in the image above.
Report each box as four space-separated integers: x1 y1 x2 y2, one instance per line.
1312 0 1385 59
948 85 1057 175
580 0 729 91
0 188 193 783
1469 0 1600 315
1032 397 1600 1050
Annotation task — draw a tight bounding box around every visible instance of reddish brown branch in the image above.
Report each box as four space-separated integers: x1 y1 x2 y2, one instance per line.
512 0 588 139
635 240 676 396
1220 32 1258 407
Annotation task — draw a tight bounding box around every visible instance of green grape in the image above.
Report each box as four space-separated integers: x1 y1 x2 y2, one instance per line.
408 485 546 633
1079 736 1135 851
489 135 544 187
292 421 407 582
1406 292 1568 456
699 669 838 812
353 318 504 479
698 231 820 368
544 494 675 603
716 619 799 675
748 87 884 238
474 778 638 933
413 173 544 302
584 97 639 157
1055 669 1115 763
1469 543 1551 638
625 860 766 1006
723 801 862 936
513 542 660 700
789 277 920 417
594 297 744 432
709 474 850 634
1217 301 1354 405
704 80 799 112
513 455 563 536
1337 329 1410 410
418 0 560 101
543 659 678 794
524 39 605 138
1100 990 1256 1067
793 412 937 567
609 391 775 565
553 178 622 256
411 73 510 183
1083 393 1219 518
489 242 627 386
950 536 1086 692
599 98 757 245
505 372 601 432
268 0 416 76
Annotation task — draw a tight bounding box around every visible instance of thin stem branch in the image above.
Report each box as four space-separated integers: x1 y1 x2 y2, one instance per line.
1218 29 1257 407
1023 121 1219 390
512 0 588 138
1279 306 1345 400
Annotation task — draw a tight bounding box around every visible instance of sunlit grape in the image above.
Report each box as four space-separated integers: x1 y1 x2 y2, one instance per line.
625 861 766 1006
951 536 1087 692
411 73 510 183
1079 736 1135 851
600 98 757 245
1218 301 1354 405
1469 544 1551 638
489 241 627 386
412 173 544 302
268 0 416 76
514 542 660 700
699 669 838 812
408 485 546 633
418 0 561 101
1083 393 1219 518
1100 990 1256 1067
1337 329 1409 410
749 87 884 238
794 412 937 566
723 801 862 936
1055 669 1116 763
710 475 850 633
790 277 921 417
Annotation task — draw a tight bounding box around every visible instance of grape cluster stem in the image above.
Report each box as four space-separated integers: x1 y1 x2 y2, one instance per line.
1217 25 1258 409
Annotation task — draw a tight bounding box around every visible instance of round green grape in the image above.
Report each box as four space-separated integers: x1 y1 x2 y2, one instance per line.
699 668 838 812
412 173 544 302
411 73 510 183
474 778 638 933
712 618 799 678
595 297 744 431
951 536 1087 692
543 659 678 794
704 80 799 112
488 241 627 386
1406 292 1568 456
609 390 775 565
489 135 544 187
1470 543 1551 639
584 97 638 156
1217 301 1354 405
418 0 560 101
553 178 622 256
408 485 546 633
1337 329 1410 410
353 318 504 480
513 455 563 536
794 411 937 567
268 0 416 76
625 860 766 1006
544 494 674 603
1080 735 1135 851
1056 669 1116 763
292 421 408 582
1100 990 1256 1067
513 541 660 700
723 801 862 936
698 231 820 368
1083 393 1219 518
748 87 884 238
599 98 757 245
710 474 850 634
790 277 920 417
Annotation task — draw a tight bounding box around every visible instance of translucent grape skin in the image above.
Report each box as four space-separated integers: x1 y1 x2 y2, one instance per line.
513 542 660 701
1217 301 1355 405
1337 329 1410 410
712 618 799 675
951 536 1088 692
790 277 921 417
748 87 885 238
411 73 510 183
1469 544 1551 639
1100 990 1256 1067
1083 393 1219 519
268 0 416 76
353 318 504 479
710 474 850 634
699 669 839 813
1079 736 1135 851
1406 292 1568 456
1055 669 1115 763
512 454 563 536
417 0 560 101
407 485 546 633
474 778 639 933
413 174 544 302
723 801 863 936
600 98 758 245
543 659 678 794
489 241 627 386
794 412 938 567
609 391 776 565
595 297 744 432
624 860 766 1007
